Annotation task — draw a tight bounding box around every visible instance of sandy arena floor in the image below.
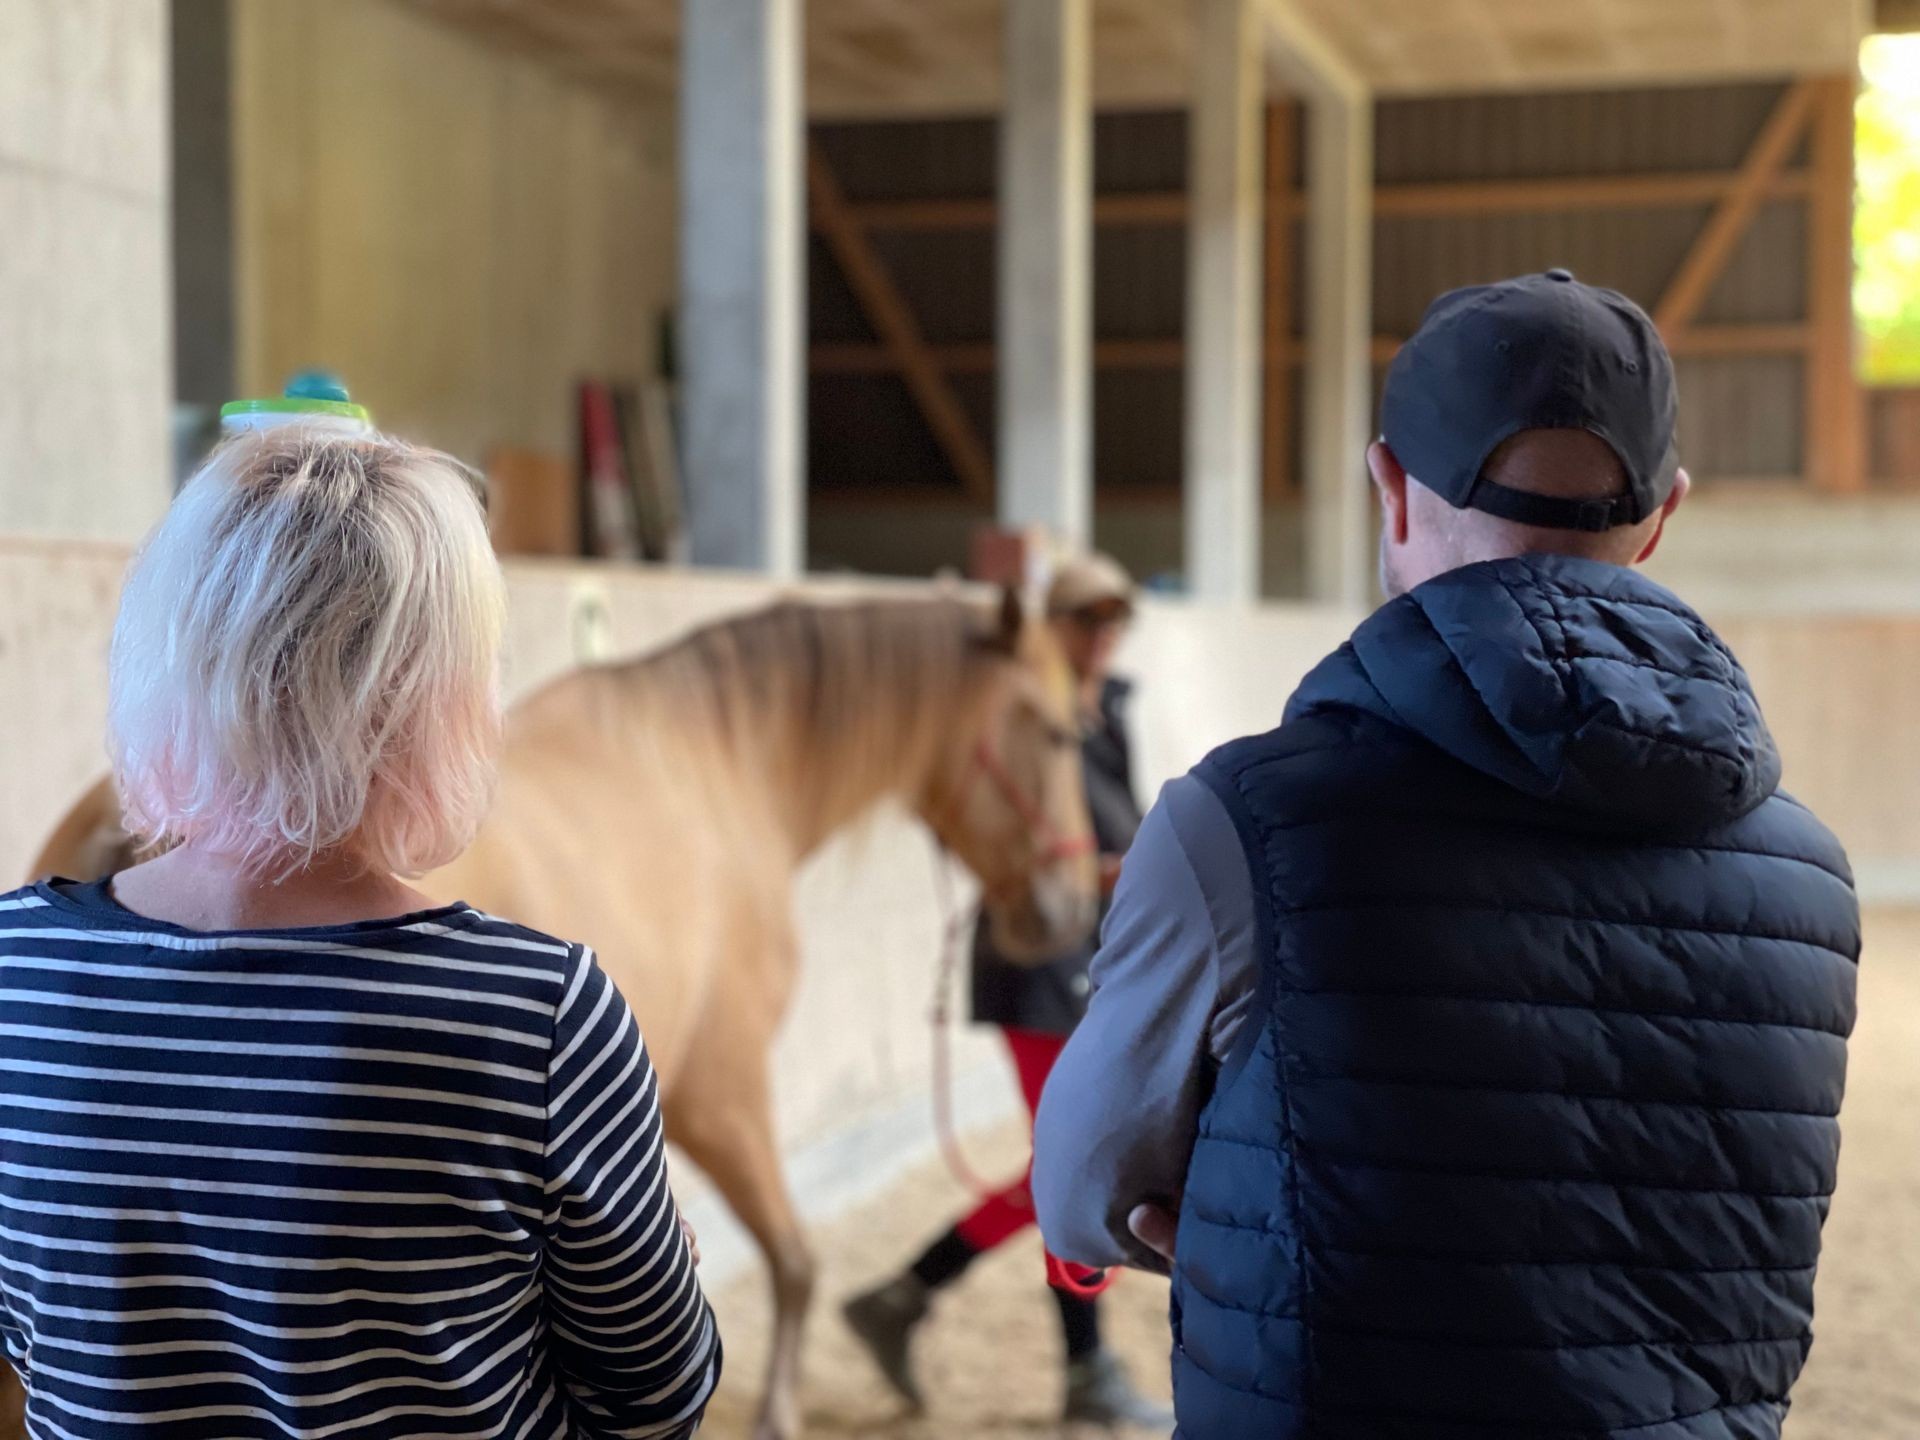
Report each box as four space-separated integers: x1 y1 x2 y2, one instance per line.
701 911 1920 1439
700 1112 1173 1440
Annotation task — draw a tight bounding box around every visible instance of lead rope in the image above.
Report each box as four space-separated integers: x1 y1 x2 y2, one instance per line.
925 832 1117 1300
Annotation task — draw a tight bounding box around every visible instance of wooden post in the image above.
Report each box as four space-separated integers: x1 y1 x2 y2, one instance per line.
1184 0 1266 603
998 0 1094 548
680 0 806 575
1808 73 1868 493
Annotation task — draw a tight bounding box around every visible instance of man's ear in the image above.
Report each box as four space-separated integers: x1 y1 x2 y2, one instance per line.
1368 441 1410 546
1633 467 1691 566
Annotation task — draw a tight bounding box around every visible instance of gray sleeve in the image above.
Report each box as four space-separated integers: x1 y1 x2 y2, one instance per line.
1031 772 1258 1273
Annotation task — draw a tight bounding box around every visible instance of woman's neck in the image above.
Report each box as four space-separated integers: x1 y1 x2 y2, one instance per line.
107 843 437 933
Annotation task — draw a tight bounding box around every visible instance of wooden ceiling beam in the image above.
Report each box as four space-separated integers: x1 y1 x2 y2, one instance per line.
837 167 1815 232
812 323 1810 376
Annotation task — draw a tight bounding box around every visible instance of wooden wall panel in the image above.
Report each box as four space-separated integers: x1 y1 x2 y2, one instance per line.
1094 369 1186 495
1695 202 1809 325
1370 206 1709 334
1092 224 1187 341
234 0 673 467
809 235 879 345
1672 356 1806 482
1374 82 1795 183
808 374 965 495
813 117 997 200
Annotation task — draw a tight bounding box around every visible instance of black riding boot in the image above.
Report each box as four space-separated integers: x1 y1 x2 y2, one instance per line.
1056 1289 1175 1429
841 1228 979 1410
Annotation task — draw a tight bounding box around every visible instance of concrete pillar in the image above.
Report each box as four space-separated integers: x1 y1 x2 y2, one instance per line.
680 0 806 576
997 0 1094 551
1263 0 1374 607
1183 0 1266 603
1300 89 1373 608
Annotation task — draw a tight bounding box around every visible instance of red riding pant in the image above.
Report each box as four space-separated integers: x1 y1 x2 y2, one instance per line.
953 1026 1068 1252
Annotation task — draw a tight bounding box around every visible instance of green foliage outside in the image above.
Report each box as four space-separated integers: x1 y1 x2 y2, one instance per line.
1858 35 1920 385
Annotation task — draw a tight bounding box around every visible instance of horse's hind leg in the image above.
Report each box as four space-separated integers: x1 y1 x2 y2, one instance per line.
668 1020 814 1440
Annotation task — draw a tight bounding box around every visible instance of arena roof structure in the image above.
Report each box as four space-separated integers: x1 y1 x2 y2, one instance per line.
390 0 1880 604
402 0 1870 113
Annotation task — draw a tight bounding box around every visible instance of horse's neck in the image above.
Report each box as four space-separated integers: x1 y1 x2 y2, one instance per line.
770 606 983 857
621 601 984 862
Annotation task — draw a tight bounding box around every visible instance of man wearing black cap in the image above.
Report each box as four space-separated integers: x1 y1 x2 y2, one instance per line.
1032 272 1860 1438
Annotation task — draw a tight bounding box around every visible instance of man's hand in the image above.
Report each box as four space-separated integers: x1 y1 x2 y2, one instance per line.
679 1214 701 1267
1127 1203 1179 1265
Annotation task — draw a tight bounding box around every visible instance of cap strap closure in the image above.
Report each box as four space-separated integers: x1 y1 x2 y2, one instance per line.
1467 480 1639 534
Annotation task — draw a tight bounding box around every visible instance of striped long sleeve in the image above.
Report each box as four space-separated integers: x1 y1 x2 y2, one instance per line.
0 880 719 1439
542 948 720 1438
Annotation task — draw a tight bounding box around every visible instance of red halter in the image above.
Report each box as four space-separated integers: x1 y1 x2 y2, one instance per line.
943 737 1098 878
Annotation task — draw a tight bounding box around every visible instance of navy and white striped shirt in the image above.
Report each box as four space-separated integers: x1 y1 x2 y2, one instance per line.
0 880 720 1439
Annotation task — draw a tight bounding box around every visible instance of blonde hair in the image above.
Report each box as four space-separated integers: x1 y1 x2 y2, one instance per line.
109 426 506 878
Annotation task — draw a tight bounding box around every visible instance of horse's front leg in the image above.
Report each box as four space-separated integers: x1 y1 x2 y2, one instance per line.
665 937 813 1440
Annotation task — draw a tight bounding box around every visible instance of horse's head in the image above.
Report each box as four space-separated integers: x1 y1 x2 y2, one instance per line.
921 588 1101 961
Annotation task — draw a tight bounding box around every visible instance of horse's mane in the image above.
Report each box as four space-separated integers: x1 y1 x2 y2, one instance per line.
602 595 997 851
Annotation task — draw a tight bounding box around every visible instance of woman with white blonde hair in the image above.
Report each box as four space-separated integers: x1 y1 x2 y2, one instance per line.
0 427 720 1438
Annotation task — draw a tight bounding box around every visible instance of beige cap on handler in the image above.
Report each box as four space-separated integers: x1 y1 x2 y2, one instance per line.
1046 552 1137 619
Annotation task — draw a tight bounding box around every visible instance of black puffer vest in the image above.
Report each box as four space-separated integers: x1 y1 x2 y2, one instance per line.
1174 555 1861 1439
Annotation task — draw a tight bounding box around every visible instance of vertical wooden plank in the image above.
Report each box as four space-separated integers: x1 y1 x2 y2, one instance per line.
1263 101 1297 503
1808 72 1868 493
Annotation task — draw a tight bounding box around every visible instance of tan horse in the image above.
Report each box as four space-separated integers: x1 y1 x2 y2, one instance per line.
9 590 1097 1440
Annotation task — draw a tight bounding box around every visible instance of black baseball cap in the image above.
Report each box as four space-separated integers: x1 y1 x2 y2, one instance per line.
1380 269 1680 533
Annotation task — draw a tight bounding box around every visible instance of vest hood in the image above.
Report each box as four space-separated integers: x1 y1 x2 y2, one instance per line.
1289 555 1781 830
